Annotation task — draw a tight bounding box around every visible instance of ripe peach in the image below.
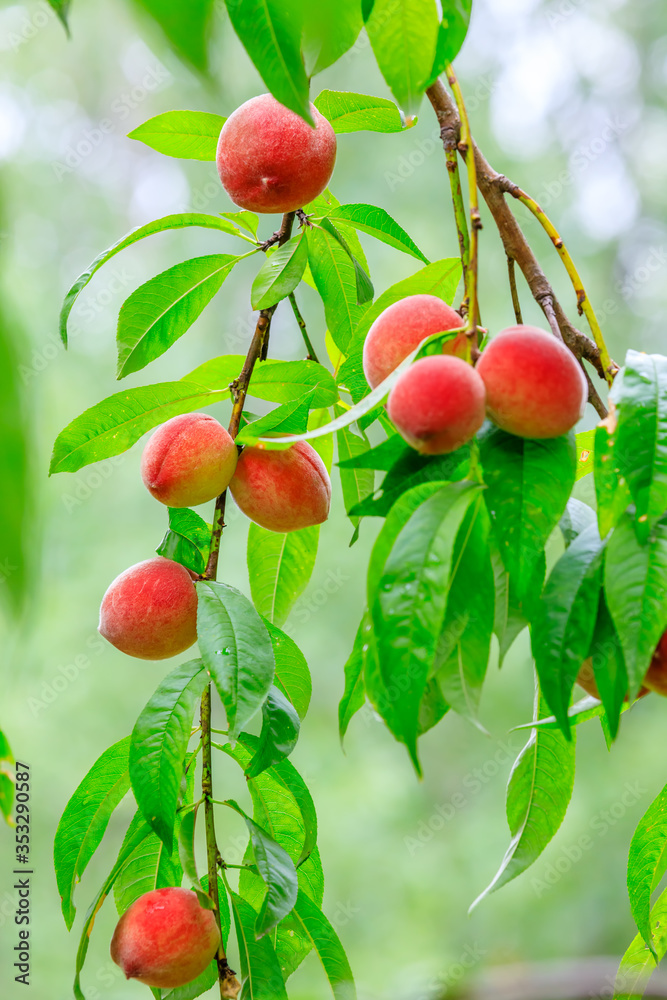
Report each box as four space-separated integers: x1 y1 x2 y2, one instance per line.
111 887 220 989
362 294 465 389
216 94 337 214
99 557 197 660
644 631 667 696
476 325 587 438
229 441 331 532
387 355 486 455
141 413 237 508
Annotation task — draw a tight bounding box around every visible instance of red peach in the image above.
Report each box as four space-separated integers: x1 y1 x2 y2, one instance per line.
229 441 331 532
141 413 237 508
387 355 486 455
99 557 197 660
362 294 465 389
111 887 220 989
216 94 337 214
476 325 587 438
644 631 667 696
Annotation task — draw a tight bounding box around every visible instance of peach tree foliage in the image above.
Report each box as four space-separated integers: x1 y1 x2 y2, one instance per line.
40 0 667 998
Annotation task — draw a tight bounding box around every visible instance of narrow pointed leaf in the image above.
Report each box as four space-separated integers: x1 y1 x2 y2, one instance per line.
229 891 289 999
129 659 208 850
187 355 337 407
288 889 357 1000
54 737 130 929
328 203 429 263
471 693 576 908
314 90 405 133
303 1 364 75
426 0 473 85
251 234 308 309
307 226 368 353
366 0 440 114
60 213 246 344
197 582 275 737
114 816 182 915
156 507 211 575
614 887 667 999
264 620 312 719
339 616 369 742
246 687 300 778
117 254 240 378
628 784 667 955
128 110 226 159
589 592 628 739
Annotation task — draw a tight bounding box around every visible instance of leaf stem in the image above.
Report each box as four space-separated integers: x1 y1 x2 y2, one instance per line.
507 256 523 326
445 63 481 352
288 292 319 362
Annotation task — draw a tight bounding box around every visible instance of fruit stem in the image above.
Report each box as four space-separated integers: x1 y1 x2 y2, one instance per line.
288 291 319 362
445 63 481 351
506 256 523 326
501 181 617 384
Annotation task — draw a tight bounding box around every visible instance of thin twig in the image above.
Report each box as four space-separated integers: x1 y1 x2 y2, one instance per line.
506 256 523 326
288 292 319 362
425 78 614 414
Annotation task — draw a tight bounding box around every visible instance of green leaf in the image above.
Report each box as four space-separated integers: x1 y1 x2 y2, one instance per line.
605 511 667 697
479 425 577 605
229 891 289 999
614 887 667 999
589 592 628 740
132 0 215 72
318 218 374 306
339 615 369 742
327 204 429 263
246 688 301 778
73 817 152 1000
197 582 275 738
156 507 211 575
337 424 374 528
575 428 595 481
220 735 318 871
627 783 667 955
129 659 208 850
54 737 130 929
128 110 226 160
560 497 597 546
264 620 312 719
338 433 407 472
426 0 473 86
594 421 631 538
307 226 368 353
251 235 308 310
351 443 469 518
113 815 182 916
613 351 667 542
50 382 228 475
303 1 364 75
471 692 576 908
187 355 337 408
367 481 481 771
436 501 494 724
531 523 605 736
222 210 260 238
314 90 405 133
0 297 31 616
418 677 450 735
492 547 545 666
287 889 357 1000
177 807 208 900
224 0 311 123
366 0 440 115
117 254 240 378
224 800 298 936
59 213 248 344
47 0 70 30
236 389 317 445
248 524 320 629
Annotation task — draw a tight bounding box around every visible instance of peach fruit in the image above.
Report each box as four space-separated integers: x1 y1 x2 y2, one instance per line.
229 441 331 532
216 94 337 214
111 887 220 989
475 325 587 438
141 413 237 508
387 355 486 455
99 557 197 660
644 631 667 696
576 658 648 701
362 294 465 389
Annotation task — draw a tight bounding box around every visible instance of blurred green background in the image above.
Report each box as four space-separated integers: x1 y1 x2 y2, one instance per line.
1 0 667 997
